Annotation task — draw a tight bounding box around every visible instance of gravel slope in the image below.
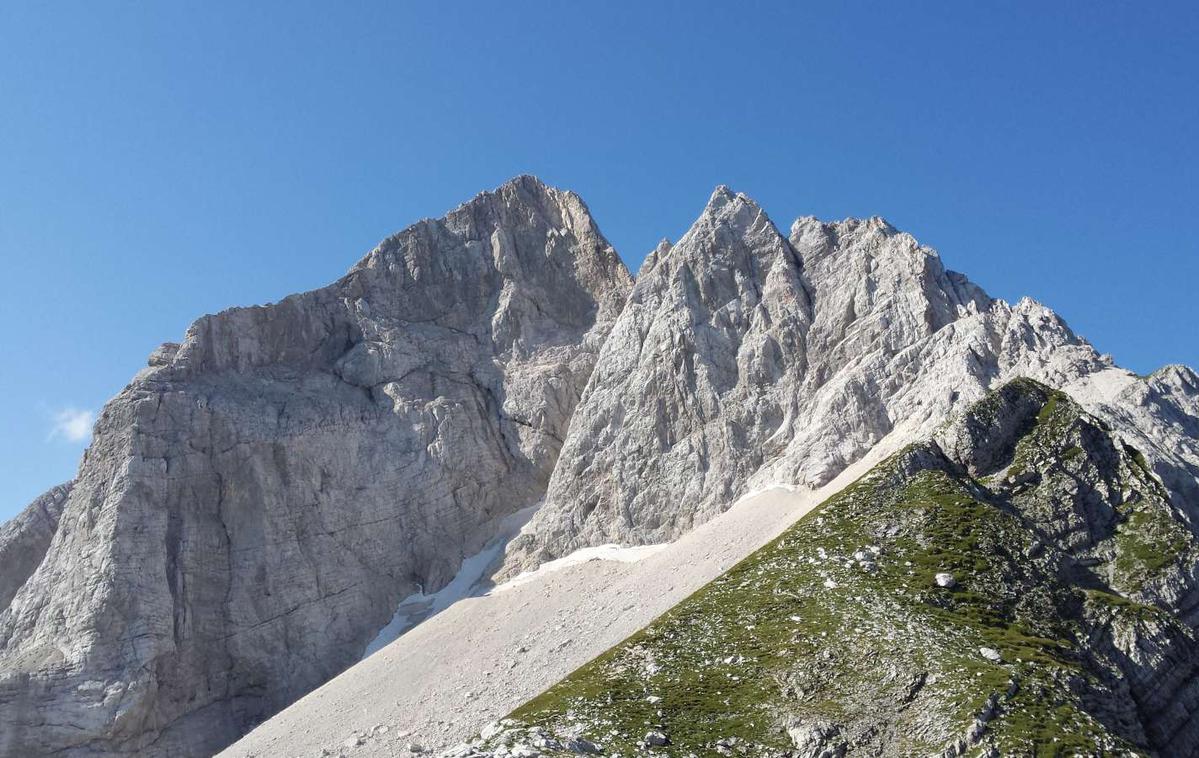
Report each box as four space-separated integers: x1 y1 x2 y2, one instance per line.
220 443 896 758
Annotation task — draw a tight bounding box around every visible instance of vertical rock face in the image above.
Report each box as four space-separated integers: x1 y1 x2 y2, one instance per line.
0 176 632 757
505 188 814 563
0 483 72 613
4 178 1198 757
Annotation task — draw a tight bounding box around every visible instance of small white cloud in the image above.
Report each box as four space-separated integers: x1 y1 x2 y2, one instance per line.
49 408 95 443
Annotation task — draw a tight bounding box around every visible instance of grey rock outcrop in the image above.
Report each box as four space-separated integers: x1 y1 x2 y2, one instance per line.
1074 364 1199 519
0 176 631 757
0 483 72 613
503 187 815 566
502 188 1197 574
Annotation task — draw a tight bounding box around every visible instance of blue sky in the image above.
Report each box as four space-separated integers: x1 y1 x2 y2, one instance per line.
1 1 1197 520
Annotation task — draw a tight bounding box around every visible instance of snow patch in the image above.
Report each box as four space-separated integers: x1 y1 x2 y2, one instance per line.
362 505 539 658
735 483 800 501
493 543 666 593
1064 367 1140 405
493 484 800 594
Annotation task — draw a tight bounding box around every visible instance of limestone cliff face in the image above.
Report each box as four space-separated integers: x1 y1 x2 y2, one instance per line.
501 188 1198 574
0 483 71 614
0 176 632 757
504 188 815 564
1074 364 1199 531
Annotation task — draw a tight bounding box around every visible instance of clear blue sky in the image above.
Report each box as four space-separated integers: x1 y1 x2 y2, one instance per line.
2 1 1197 520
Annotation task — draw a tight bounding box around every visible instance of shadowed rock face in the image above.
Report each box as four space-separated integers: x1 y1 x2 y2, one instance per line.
0 176 632 757
1089 365 1199 527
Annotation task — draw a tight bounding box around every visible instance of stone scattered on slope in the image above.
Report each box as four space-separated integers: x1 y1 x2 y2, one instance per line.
462 380 1199 756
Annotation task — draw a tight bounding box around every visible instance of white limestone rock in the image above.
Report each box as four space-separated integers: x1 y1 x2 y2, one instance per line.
503 186 814 570
0 483 72 613
4 178 1198 758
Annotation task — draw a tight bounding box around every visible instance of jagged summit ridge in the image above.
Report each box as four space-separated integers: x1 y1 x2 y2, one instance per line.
224 187 1199 758
502 187 813 572
499 185 1188 575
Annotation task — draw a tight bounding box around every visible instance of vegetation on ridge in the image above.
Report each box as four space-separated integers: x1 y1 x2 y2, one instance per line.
457 380 1199 757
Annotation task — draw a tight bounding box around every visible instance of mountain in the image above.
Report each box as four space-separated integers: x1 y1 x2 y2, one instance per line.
3 178 1198 757
0 176 631 757
458 380 1199 756
500 187 1196 578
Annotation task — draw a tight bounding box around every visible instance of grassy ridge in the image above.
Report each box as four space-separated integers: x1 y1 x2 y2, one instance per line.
475 382 1196 756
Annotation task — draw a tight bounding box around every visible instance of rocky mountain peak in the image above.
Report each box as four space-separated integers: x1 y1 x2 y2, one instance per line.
678 185 792 261
444 174 604 247
1152 363 1199 392
157 176 631 381
501 187 814 572
815 214 899 242
657 186 808 313
635 238 673 278
441 174 565 226
501 192 1163 577
356 173 623 291
0 177 633 758
787 214 980 320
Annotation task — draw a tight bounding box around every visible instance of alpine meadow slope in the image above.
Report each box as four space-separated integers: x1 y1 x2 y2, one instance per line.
461 380 1199 756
